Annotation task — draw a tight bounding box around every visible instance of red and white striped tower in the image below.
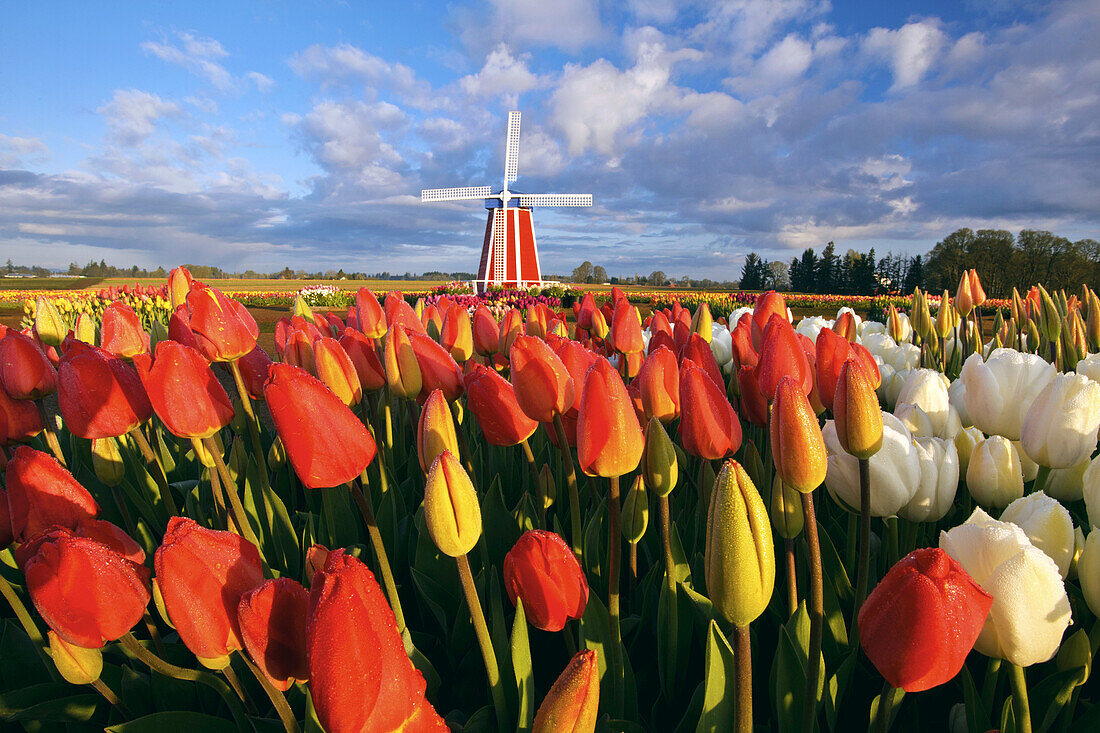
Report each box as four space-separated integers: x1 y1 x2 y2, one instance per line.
421 112 593 291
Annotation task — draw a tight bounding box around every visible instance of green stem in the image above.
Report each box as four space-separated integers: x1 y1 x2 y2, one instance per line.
91 677 130 717
239 652 301 733
36 400 67 467
873 682 903 733
1032 465 1051 495
1010 662 1032 733
608 474 625 719
129 427 178 516
350 477 407 632
520 438 545 526
786 538 798 619
851 457 872 648
801 491 824 733
228 359 274 494
734 624 752 733
118 633 248 728
0 575 57 680
203 437 263 551
222 663 258 715
456 554 509 733
552 412 582 560
982 654 1002 723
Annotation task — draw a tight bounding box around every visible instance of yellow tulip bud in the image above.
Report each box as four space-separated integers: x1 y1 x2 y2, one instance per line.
834 359 883 460
532 650 600 733
704 459 775 627
935 291 954 338
424 450 482 557
293 293 314 321
417 389 459 474
621 475 648 544
690 302 713 343
48 631 103 685
91 437 126 487
34 297 67 348
641 417 678 496
384 324 422 399
771 475 804 540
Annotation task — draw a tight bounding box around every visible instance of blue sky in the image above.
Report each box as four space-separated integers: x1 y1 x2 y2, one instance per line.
1 0 1097 279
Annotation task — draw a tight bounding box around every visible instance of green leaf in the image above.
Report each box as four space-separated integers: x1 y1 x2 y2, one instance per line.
958 663 988 733
823 651 855 733
657 580 679 698
0 682 77 716
695 620 736 733
770 602 824 733
511 599 534 733
1029 668 1082 733
669 520 692 586
483 479 522 568
106 711 239 733
7 693 98 723
867 686 905 733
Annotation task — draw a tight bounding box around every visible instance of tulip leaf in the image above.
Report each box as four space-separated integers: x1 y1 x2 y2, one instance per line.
867 686 905 733
483 479 522 568
106 711 239 733
1029 668 1084 733
0 682 80 716
823 650 855 732
7 693 99 723
669 521 693 586
958 663 988 733
0 620 51 686
1000 696 1016 733
510 599 534 733
657 579 679 698
679 581 716 627
770 602 824 733
578 591 613 702
695 620 736 733
410 566 457 636
488 571 518 723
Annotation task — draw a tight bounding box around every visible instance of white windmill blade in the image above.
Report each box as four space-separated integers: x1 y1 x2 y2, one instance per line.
421 186 493 202
504 111 521 184
515 194 593 207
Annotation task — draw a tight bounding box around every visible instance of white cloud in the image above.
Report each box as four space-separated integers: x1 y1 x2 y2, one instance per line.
864 21 948 90
289 43 431 107
0 135 48 168
458 44 540 105
290 100 408 189
247 71 275 93
98 90 181 146
142 32 234 91
485 0 603 51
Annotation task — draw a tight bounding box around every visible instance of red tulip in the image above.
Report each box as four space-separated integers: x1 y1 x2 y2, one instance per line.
339 328 386 393
408 330 464 402
647 329 676 356
72 517 145 564
238 578 309 691
304 544 330 586
133 341 234 439
421 304 443 336
284 329 316 374
314 337 362 406
548 337 596 416
754 314 811 401
859 548 992 692
167 265 193 309
169 305 205 356
0 490 10 548
679 333 724 391
649 310 672 339
292 315 325 344
750 290 787 352
308 549 448 732
833 311 857 342
504 530 589 632
736 365 768 428
345 306 359 331
610 301 644 354
185 284 259 362
679 359 742 460
356 289 387 340
324 313 345 338
816 329 880 411
100 301 149 359
472 305 500 356
511 335 575 423
465 365 538 446
19 525 150 649
577 357 644 477
236 345 274 401
264 363 377 489
6 446 100 542
154 516 264 664
576 293 598 331
0 383 42 444
384 292 427 336
730 315 758 370
0 330 57 399
635 345 680 423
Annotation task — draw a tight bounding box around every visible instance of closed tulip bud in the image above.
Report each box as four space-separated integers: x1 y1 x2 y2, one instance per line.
504 530 588 632
472 305 500 356
355 288 387 340
833 358 883 459
464 365 538 446
238 578 309 691
859 548 992 692
418 389 459 473
91 437 126 487
771 476 804 539
611 301 644 354
887 305 910 344
967 436 1024 508
955 272 975 317
133 342 235 439
621 475 648 544
49 630 103 684
6 446 99 542
511 335 575 422
155 517 264 666
900 437 960 522
532 649 600 733
424 450 482 557
750 290 788 352
308 550 448 732
1087 291 1100 352
941 508 1071 667
34 297 66 348
73 312 96 345
440 304 473 363
19 526 150 650
1000 491 1074 578
538 463 556 509
1038 284 1061 343
690 302 713 343
1020 373 1100 469
336 329 383 394
678 359 741 461
771 376 828 493
0 381 43 444
185 284 259 362
681 332 725 390
969 270 986 308
1078 530 1100 617
755 314 812 400
100 301 150 360
0 330 57 399
167 266 193 310
283 329 315 373
705 460 774 627
737 365 768 428
577 357 644 477
833 310 857 342
642 417 678 496
588 307 609 340
384 324 422 399
313 337 362 406
264 363 377 489
635 345 679 423
824 413 921 517
408 330 464 402
293 294 314 322
499 308 525 357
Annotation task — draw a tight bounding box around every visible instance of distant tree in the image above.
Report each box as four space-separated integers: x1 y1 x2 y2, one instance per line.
592 265 608 283
789 248 817 292
903 255 924 293
572 261 594 283
815 242 838 293
766 261 790 291
924 228 975 293
739 253 767 290
648 270 668 286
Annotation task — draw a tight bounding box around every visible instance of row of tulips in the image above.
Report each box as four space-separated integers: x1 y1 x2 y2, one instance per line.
1 265 1100 732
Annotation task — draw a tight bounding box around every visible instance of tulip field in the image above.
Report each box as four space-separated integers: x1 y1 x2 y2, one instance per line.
3 268 1100 733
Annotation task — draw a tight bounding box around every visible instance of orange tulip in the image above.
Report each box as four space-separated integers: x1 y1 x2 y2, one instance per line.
472 305 500 356
133 341 235 439
0 330 57 399
969 269 986 308
314 337 363 406
576 293 598 331
679 359 742 460
339 328 386 393
408 330 464 402
737 366 768 428
421 304 443 337
816 329 879 411
730 315 758 370
611 301 644 354
511 335 575 423
549 337 597 415
526 303 548 340
441 304 474 363
956 272 975 317
283 329 316 374
417 389 460 473
577 357 644 477
751 290 787 351
770 376 827 493
533 650 600 733
679 333 724 391
236 345 273 401
649 310 672 339
833 311 857 342
384 324 422 399
465 364 538 446
185 284 259 362
100 301 150 360
589 307 609 340
355 289 387 340
6 446 99 542
0 384 42 445
57 342 153 439
635 345 679 423
833 358 883 460
384 292 427 336
237 578 309 691
754 314 811 401
499 308 525 357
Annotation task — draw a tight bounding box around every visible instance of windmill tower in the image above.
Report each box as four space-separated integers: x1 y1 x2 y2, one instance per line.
421 111 593 291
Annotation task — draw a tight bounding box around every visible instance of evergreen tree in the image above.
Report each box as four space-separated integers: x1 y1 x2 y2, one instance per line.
739 253 767 290
903 255 924 293
815 242 838 293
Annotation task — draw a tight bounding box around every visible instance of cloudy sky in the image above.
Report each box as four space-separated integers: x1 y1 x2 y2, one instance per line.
1 0 1098 279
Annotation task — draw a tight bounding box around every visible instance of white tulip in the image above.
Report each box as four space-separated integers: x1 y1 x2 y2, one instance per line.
858 321 886 339
940 508 1071 667
823 412 920 517
955 426 984 476
1020 373 1100 469
876 362 897 406
948 378 971 428
1012 440 1040 482
1000 491 1075 578
860 332 897 363
796 316 830 344
900 437 959 522
881 367 912 410
1076 530 1100 618
895 402 934 438
709 324 733 371
1046 459 1090 503
1076 352 1100 386
1080 454 1100 528
887 343 921 373
895 369 962 439
967 436 1024 509
960 348 1056 440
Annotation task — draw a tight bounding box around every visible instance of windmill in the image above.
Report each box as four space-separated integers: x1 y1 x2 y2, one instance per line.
421 111 593 291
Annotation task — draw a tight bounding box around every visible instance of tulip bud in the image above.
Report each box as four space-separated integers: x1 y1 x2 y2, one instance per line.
833 358 883 460
886 305 907 344
132 341 236 440
1055 629 1091 687
424 451 482 557
967 436 1024 508
910 289 930 342
690 303 713 343
1038 285 1061 343
532 650 600 733
417 389 460 474
510 335 575 423
34 297 67 348
1000 491 1074 578
577 357 644 477
48 630 103 685
73 312 96 345
610 301 644 354
770 376 827 494
704 460 774 627
441 304 474 363
0 330 58 400
1069 526 1086 580
1020 373 1100 469
1087 291 1100 353
504 531 588 632
472 305 499 356
237 578 309 691
770 476 803 540
635 346 680 423
384 324 422 399
314 337 363 406
293 293 314 322
833 310 857 342
678 359 741 460
91 437 126 487
935 292 953 338
642 417 678 496
539 464 556 509
955 272 974 317
621 475 648 544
